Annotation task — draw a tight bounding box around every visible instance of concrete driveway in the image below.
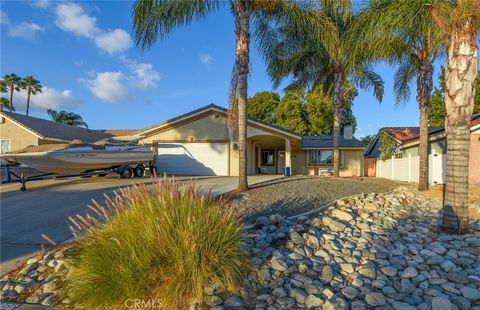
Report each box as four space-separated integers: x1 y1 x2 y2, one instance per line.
0 174 280 274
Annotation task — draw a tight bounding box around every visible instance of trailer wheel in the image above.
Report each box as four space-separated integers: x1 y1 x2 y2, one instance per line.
120 166 133 179
134 165 145 178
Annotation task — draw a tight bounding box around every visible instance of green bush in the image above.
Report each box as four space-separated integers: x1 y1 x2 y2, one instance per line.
65 179 251 309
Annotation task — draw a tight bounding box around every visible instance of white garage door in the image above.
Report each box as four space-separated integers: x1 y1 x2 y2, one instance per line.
157 143 228 176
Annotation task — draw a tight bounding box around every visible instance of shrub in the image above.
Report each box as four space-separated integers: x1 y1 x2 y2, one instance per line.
65 179 251 309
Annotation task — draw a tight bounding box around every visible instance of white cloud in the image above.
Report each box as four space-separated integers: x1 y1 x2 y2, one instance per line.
33 0 50 9
121 57 160 89
1 10 9 24
94 29 132 54
80 58 159 102
9 22 45 40
55 2 132 54
81 71 130 103
55 3 98 38
13 87 82 111
199 53 213 65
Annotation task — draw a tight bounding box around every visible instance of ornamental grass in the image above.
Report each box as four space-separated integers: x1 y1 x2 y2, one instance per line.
64 178 250 309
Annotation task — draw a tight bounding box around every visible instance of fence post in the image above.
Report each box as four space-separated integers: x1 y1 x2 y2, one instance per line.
408 153 411 183
391 155 395 180
431 149 436 185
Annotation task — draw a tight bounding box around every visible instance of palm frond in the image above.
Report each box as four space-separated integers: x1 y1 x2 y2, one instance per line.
351 65 384 103
393 56 417 107
132 0 224 49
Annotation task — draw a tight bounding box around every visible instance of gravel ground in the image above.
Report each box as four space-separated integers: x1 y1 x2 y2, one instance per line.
228 176 401 223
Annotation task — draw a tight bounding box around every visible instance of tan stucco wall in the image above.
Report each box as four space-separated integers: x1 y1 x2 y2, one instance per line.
0 118 40 151
304 150 364 177
140 113 229 143
469 133 480 185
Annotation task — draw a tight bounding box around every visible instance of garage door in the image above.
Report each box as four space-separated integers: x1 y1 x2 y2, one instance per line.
157 143 228 176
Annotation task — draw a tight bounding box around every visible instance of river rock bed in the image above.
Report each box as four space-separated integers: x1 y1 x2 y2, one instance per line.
1 187 480 309
210 188 480 309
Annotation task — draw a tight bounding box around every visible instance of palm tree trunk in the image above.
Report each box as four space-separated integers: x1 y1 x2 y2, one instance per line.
417 60 433 191
233 1 251 192
441 17 477 234
332 70 344 178
26 89 31 116
9 85 13 112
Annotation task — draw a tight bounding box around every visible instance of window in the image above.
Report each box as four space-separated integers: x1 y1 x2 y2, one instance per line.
262 150 274 166
0 139 10 154
309 150 333 165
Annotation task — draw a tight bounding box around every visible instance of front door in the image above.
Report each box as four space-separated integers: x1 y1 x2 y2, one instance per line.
277 150 285 174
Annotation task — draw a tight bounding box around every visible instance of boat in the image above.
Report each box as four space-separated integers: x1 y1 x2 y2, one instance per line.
0 141 154 174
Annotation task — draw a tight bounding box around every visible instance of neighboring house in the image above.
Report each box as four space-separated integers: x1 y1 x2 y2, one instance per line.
365 113 480 184
364 127 444 159
137 104 365 177
0 111 111 153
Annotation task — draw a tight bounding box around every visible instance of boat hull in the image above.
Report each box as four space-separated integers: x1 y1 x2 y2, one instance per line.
2 148 154 173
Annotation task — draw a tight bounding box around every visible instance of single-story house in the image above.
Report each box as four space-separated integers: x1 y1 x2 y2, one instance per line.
364 113 480 184
0 111 112 154
0 105 366 177
137 104 365 176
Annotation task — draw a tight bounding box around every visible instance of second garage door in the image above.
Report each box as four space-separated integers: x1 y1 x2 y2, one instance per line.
157 143 228 176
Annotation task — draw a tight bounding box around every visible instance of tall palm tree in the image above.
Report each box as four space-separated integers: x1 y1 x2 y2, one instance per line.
372 0 479 233
47 109 88 128
19 76 43 116
355 0 444 191
132 0 317 192
2 74 21 112
430 0 479 233
257 0 384 177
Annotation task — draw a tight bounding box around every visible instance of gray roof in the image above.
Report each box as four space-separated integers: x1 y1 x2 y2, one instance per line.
1 111 111 143
301 135 365 149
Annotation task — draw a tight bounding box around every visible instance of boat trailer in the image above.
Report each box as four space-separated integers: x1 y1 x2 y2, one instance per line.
0 164 110 191
0 163 154 191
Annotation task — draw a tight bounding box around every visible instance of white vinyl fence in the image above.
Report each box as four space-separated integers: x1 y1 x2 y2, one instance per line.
376 152 446 184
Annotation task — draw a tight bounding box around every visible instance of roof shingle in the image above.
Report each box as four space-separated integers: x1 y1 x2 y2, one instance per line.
1 111 111 143
301 135 365 149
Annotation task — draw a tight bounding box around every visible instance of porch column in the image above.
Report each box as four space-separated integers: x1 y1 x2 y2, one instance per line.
285 139 292 174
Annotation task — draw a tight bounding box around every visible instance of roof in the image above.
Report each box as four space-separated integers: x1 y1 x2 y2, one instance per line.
101 129 139 136
301 135 365 149
1 111 111 143
382 127 444 143
137 103 302 139
364 113 480 157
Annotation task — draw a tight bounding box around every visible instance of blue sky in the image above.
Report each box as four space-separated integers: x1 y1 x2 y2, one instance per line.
1 0 443 137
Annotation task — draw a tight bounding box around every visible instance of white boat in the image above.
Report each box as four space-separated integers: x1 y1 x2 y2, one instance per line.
1 142 154 174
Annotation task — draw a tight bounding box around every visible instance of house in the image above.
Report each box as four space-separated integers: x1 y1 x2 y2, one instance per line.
0 105 366 177
364 113 480 184
137 104 365 176
0 111 111 153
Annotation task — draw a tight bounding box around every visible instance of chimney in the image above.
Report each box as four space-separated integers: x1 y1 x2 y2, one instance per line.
344 125 353 140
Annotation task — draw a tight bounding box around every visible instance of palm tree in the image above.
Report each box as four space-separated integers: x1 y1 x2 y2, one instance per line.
132 0 316 192
373 0 479 233
47 109 88 128
2 74 21 112
430 0 479 233
257 1 384 177
0 97 13 111
0 80 7 112
355 0 444 191
19 76 43 116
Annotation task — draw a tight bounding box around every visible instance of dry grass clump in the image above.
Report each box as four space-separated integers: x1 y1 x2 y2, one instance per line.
65 178 251 309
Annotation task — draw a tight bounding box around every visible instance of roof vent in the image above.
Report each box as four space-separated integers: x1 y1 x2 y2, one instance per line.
344 125 353 140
